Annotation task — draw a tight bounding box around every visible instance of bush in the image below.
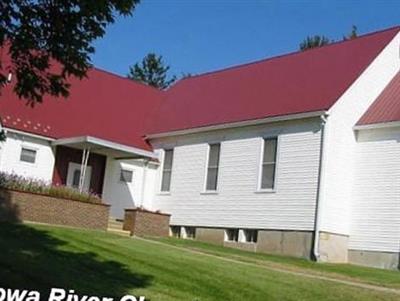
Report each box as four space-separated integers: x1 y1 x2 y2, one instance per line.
0 172 102 204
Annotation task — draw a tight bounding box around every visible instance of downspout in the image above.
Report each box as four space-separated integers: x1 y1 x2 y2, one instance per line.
140 159 150 208
313 113 329 261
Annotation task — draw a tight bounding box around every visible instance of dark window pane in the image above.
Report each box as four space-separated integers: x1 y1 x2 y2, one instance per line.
161 170 172 192
244 230 258 243
261 163 276 189
208 144 220 167
72 170 81 188
164 150 174 170
206 167 218 191
170 226 181 238
263 138 277 163
120 169 133 183
20 148 36 163
226 229 239 242
161 149 174 191
206 143 220 190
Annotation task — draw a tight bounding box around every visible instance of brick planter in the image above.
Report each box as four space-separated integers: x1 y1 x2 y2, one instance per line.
0 188 110 230
123 208 171 237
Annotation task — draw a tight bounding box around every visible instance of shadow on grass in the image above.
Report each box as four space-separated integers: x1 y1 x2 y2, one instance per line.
0 222 152 298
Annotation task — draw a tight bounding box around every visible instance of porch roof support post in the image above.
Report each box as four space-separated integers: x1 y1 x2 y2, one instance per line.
79 148 90 193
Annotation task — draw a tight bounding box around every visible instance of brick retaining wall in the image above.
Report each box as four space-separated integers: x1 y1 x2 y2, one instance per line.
123 208 170 237
0 188 110 230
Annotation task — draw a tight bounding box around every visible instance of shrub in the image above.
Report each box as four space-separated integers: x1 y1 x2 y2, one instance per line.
0 172 102 204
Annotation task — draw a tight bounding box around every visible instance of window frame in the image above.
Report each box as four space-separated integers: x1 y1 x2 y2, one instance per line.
202 143 221 193
170 226 181 238
225 229 239 242
19 146 38 164
119 168 133 183
183 226 196 239
240 229 258 244
256 136 279 193
159 149 174 193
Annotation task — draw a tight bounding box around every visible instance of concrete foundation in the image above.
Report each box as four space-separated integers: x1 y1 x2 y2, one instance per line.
224 241 257 252
257 230 313 259
319 232 349 263
195 228 225 245
348 250 399 270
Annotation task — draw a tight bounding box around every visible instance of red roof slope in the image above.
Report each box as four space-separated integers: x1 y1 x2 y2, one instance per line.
147 27 400 135
357 71 400 126
0 68 162 151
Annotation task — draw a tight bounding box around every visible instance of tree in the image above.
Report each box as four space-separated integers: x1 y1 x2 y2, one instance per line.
343 25 358 40
299 35 331 51
300 26 359 51
0 0 140 105
128 53 176 89
0 0 140 141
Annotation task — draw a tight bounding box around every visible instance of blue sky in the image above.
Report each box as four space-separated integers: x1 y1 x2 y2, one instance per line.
91 0 400 78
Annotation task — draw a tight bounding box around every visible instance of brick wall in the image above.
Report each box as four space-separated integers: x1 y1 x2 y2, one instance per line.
123 209 170 237
0 188 110 230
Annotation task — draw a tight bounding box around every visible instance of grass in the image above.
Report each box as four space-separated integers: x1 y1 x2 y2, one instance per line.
0 222 399 301
154 237 400 289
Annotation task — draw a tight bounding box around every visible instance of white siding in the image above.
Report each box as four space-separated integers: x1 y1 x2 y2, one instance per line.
102 158 158 218
150 118 322 230
0 131 55 182
350 128 400 253
321 32 400 235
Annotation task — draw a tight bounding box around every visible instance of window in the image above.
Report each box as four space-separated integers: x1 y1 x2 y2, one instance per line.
205 143 221 191
20 147 37 163
161 149 174 192
184 227 196 239
225 229 239 242
72 169 81 188
260 138 278 190
120 169 133 183
242 229 258 243
170 226 181 238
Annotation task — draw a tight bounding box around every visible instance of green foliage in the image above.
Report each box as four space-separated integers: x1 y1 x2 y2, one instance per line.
0 172 102 203
300 25 359 51
343 25 358 40
128 53 176 89
299 35 331 51
0 0 140 105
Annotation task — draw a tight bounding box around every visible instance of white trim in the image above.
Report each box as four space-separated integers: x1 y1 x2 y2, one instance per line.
145 111 326 139
4 127 55 141
353 120 400 131
52 135 157 159
256 136 280 192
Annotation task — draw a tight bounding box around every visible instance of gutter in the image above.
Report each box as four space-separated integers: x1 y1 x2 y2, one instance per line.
353 120 400 131
145 110 326 140
313 113 329 261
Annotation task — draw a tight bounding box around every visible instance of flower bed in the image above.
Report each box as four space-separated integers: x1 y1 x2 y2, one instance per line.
0 172 102 204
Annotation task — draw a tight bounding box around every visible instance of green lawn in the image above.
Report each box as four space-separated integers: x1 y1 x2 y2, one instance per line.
0 223 398 301
155 237 400 289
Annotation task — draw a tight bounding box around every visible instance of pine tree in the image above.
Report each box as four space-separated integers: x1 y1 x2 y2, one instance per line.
128 53 176 90
299 35 331 51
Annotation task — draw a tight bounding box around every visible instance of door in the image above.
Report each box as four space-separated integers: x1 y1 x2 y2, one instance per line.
66 162 92 192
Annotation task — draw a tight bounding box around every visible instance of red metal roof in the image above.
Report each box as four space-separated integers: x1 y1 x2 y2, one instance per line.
1 27 399 150
357 71 400 126
0 67 162 151
146 27 400 135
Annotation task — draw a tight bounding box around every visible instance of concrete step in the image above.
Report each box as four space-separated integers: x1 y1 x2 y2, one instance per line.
108 219 124 230
107 228 131 237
